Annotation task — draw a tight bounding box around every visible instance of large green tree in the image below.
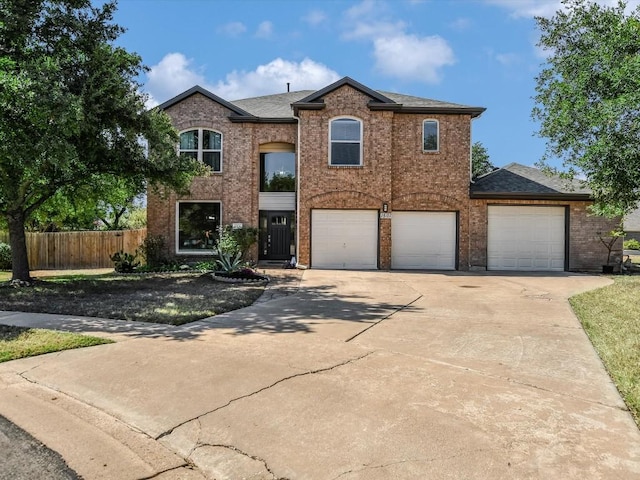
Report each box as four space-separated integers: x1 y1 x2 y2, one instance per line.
471 141 495 180
533 0 640 216
0 0 202 281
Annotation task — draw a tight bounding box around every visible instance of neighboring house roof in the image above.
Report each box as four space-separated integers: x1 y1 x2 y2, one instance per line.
624 208 640 232
470 163 592 200
157 77 485 121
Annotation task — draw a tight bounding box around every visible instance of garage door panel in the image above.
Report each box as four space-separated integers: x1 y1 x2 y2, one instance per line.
312 210 378 269
392 212 456 270
488 206 565 271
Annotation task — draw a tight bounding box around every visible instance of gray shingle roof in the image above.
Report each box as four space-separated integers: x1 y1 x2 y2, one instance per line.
471 163 592 199
378 91 477 110
158 77 485 120
231 91 313 118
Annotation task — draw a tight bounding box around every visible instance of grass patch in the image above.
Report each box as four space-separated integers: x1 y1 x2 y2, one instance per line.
0 273 265 325
570 275 640 426
0 271 9 282
0 324 112 362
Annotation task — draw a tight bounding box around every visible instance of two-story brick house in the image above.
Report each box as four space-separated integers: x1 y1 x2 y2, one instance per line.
148 77 618 272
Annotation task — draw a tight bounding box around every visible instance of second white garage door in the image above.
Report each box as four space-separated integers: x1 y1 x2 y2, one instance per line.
488 206 565 271
311 209 378 269
391 211 457 270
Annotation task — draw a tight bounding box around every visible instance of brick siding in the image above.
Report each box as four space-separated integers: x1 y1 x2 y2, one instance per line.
148 86 611 272
296 86 472 269
469 199 621 271
147 92 296 258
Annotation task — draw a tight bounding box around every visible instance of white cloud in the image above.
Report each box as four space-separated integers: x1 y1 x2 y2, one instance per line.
341 0 454 83
495 52 520 65
343 20 407 41
213 58 341 100
449 17 472 31
486 0 640 18
303 9 327 26
255 21 273 38
217 21 247 36
373 34 455 83
146 53 208 103
144 54 341 103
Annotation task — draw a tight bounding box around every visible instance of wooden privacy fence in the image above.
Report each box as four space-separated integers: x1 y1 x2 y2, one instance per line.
0 229 147 270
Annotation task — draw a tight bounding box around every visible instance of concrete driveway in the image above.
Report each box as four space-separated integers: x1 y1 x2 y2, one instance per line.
0 270 639 479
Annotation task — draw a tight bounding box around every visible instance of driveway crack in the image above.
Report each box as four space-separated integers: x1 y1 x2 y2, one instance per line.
136 462 193 480
156 351 374 440
345 295 422 342
191 443 290 480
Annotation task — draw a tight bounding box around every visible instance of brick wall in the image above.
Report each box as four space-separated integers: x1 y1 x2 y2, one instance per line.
147 92 296 258
469 199 621 271
391 113 472 269
296 86 472 269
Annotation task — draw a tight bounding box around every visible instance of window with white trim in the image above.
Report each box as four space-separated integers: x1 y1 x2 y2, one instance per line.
177 201 220 253
180 129 222 172
330 117 362 166
423 120 439 152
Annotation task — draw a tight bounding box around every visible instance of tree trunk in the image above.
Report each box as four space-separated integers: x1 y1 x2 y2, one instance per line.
7 211 31 282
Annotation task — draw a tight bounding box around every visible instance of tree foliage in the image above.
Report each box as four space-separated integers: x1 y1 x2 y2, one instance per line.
471 141 495 180
533 0 640 216
0 0 203 280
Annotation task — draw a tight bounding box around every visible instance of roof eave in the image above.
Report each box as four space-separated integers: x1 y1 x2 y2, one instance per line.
294 76 396 106
368 105 486 117
470 191 593 201
228 116 297 124
157 85 254 118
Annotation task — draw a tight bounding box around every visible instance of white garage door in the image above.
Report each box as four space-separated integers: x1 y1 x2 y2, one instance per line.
488 206 565 271
392 211 457 270
311 209 378 269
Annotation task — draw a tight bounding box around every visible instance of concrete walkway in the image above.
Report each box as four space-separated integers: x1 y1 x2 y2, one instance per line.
0 270 639 479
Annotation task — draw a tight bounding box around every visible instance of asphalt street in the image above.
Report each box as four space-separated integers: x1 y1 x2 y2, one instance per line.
0 414 81 480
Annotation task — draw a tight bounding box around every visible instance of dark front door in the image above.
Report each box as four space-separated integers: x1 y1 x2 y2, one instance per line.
263 211 292 260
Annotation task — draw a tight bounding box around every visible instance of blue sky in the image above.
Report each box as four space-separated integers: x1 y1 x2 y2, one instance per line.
110 0 635 170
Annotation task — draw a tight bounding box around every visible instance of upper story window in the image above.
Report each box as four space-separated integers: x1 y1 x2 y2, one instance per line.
329 117 362 166
423 120 439 152
261 152 296 192
180 129 222 172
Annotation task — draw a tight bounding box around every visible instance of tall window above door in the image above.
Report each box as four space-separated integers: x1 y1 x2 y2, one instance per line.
330 117 362 166
260 152 295 192
179 129 222 172
423 120 439 152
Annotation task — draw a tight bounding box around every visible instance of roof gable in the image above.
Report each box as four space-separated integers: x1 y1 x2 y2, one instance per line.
471 163 592 200
156 85 254 118
293 76 395 106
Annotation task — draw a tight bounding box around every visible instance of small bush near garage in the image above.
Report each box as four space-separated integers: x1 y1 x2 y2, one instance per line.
624 239 640 250
0 243 11 270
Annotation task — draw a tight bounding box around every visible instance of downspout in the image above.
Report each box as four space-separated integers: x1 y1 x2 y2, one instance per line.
293 114 306 269
469 114 480 270
467 114 487 271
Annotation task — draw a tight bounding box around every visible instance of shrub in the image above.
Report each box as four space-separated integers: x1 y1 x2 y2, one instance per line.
216 226 259 260
216 226 240 256
110 250 140 273
624 239 640 250
139 235 170 268
215 251 244 273
0 243 11 270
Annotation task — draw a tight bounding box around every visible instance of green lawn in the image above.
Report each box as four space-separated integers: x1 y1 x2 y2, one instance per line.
0 271 9 282
0 324 112 362
570 276 640 426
